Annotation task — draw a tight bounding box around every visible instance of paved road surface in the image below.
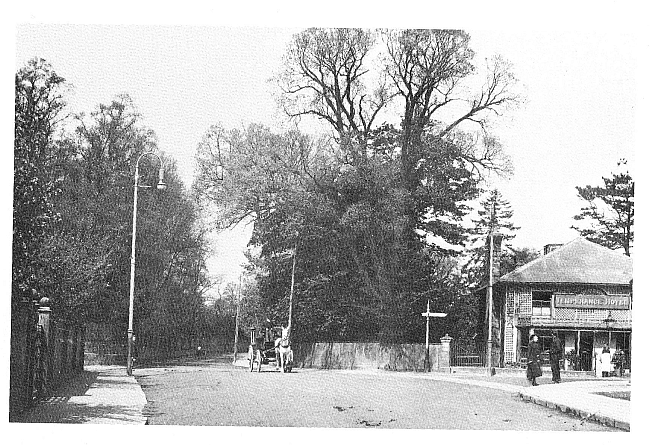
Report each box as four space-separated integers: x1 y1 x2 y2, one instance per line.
135 357 617 430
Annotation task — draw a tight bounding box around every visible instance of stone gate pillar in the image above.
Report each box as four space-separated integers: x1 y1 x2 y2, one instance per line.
37 297 52 347
37 297 52 390
440 334 453 370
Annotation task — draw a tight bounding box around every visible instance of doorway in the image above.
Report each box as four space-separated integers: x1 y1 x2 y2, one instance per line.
577 331 593 371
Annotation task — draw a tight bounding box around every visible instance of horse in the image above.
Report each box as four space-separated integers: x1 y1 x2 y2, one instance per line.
278 326 293 373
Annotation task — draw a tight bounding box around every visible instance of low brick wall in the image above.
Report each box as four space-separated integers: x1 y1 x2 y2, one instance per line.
293 342 448 371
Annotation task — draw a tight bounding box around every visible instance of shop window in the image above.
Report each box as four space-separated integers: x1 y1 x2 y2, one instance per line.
532 291 552 316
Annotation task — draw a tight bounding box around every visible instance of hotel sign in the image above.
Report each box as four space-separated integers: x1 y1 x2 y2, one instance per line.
554 294 630 310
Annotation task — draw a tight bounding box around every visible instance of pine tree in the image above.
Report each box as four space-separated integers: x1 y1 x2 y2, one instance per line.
463 189 519 288
572 160 634 256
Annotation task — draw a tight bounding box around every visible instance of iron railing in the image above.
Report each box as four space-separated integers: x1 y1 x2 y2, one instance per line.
450 342 486 367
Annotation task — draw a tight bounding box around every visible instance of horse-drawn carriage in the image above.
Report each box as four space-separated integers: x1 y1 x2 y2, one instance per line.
248 326 293 373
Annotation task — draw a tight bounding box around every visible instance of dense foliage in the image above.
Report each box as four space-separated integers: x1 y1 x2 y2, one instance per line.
14 28 549 353
13 58 66 306
14 59 210 355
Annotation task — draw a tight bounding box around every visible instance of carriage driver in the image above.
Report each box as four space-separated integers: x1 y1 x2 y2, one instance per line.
274 330 282 370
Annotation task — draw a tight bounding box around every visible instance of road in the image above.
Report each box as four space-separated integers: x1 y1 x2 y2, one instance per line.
135 357 616 430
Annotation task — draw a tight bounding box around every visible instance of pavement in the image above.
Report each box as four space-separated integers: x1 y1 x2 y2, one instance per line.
402 371 631 431
394 370 630 431
518 378 631 431
11 360 631 431
10 365 147 424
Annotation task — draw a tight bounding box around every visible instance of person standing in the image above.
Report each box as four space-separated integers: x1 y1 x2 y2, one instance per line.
527 334 542 386
600 346 612 378
550 331 563 383
274 331 282 371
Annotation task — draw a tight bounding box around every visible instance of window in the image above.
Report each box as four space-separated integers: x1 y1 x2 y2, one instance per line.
532 291 552 316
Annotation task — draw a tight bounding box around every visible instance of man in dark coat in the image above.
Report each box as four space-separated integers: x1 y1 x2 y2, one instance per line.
550 331 563 383
527 334 542 386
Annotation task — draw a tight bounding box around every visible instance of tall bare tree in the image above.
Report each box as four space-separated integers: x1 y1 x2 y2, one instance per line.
270 28 521 342
382 29 517 184
275 28 391 149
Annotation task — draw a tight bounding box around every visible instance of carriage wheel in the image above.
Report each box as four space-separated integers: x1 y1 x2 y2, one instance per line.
256 350 262 373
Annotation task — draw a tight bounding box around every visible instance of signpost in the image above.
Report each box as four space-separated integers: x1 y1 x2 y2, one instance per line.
422 299 447 371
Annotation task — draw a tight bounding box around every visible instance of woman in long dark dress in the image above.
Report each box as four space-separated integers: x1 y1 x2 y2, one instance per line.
527 334 542 386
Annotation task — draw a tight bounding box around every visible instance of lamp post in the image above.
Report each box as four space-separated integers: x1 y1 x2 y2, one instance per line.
233 274 242 365
604 310 616 349
127 152 166 376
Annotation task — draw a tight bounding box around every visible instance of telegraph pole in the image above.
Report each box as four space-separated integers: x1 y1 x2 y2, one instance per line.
486 233 494 375
485 205 503 376
288 239 298 334
233 275 242 365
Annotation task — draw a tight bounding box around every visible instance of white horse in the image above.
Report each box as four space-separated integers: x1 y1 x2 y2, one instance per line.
278 326 293 373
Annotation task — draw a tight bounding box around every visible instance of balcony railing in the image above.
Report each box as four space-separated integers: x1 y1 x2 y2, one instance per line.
517 308 631 328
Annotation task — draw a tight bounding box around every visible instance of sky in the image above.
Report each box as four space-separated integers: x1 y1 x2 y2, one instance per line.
5 3 646 292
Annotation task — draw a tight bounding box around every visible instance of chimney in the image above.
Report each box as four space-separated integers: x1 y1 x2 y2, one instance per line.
544 244 563 255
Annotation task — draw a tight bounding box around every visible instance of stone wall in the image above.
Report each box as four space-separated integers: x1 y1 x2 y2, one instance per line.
293 337 451 371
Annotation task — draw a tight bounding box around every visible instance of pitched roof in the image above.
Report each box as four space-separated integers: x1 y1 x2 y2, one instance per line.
498 237 632 285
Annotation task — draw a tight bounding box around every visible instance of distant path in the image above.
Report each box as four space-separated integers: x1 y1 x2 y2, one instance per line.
135 358 616 430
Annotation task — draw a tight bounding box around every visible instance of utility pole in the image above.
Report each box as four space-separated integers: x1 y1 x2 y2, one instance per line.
287 238 298 335
486 200 499 376
486 232 494 375
485 199 504 376
233 275 242 365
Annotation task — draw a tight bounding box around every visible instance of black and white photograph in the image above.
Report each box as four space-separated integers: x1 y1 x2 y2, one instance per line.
4 1 647 442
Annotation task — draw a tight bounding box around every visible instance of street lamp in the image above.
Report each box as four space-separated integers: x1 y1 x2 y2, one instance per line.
604 310 616 349
126 151 166 376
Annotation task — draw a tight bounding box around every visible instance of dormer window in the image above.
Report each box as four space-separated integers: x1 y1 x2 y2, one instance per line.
532 291 552 316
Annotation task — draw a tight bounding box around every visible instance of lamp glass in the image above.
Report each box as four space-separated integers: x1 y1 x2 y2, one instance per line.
157 166 166 190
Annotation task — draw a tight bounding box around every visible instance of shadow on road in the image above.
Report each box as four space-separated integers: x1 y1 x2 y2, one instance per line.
135 354 235 369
